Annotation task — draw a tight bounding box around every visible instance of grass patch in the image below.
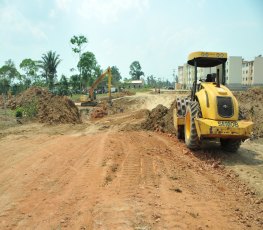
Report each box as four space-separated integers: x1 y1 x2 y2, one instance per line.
70 94 82 102
16 98 38 118
128 88 152 93
0 108 17 130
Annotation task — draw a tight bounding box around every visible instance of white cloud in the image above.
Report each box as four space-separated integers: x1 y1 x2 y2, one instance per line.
55 0 149 23
55 0 72 11
0 4 47 40
49 9 56 18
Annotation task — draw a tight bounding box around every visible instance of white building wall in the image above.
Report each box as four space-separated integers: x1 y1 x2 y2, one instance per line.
242 61 248 85
226 56 242 85
183 63 188 89
253 56 263 85
178 66 184 84
197 67 216 80
187 65 195 89
176 55 262 89
242 61 253 85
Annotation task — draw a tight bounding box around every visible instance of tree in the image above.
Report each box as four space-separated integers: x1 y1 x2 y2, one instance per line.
60 75 69 89
0 60 20 94
129 61 144 80
39 51 61 89
70 35 88 89
69 74 79 92
20 58 39 86
70 35 88 55
20 59 38 77
77 51 98 88
0 59 20 80
146 75 156 87
111 66 122 84
58 75 69 95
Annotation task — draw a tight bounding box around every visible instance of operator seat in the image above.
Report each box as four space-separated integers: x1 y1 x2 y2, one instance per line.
206 74 213 82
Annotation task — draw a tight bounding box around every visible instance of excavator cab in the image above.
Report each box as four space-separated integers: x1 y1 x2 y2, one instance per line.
173 51 253 152
80 67 112 106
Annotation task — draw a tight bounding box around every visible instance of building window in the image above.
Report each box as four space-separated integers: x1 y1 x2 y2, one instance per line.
246 70 248 74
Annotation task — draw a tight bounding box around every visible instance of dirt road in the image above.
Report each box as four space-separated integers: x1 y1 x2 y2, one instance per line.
0 92 263 229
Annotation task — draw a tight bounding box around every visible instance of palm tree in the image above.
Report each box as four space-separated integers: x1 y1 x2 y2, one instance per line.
39 51 61 89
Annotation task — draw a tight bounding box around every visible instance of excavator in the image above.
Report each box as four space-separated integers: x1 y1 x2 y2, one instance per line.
173 51 253 152
80 67 112 106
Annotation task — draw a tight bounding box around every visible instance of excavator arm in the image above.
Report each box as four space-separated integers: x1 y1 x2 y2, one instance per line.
89 67 112 102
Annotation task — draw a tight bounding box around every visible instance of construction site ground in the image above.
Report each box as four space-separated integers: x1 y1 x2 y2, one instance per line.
0 91 263 229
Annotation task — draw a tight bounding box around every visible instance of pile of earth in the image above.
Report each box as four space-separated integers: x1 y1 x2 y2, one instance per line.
0 94 12 108
8 87 81 124
141 99 177 134
90 105 108 119
102 95 139 115
114 90 135 98
234 87 263 138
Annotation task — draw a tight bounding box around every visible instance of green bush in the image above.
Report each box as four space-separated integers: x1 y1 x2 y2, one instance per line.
15 108 23 118
16 98 38 118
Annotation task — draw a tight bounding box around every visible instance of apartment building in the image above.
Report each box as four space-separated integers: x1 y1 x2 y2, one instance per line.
242 61 253 85
178 66 184 85
178 64 216 89
254 56 263 85
197 67 216 80
225 56 242 88
177 55 263 89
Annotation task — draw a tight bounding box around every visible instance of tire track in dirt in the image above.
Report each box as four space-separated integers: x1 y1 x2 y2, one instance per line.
0 132 111 229
89 132 163 229
1 129 262 229
91 134 141 229
84 131 262 229
151 133 262 229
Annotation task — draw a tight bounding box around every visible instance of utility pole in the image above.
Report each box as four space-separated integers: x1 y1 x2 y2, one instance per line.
173 69 176 88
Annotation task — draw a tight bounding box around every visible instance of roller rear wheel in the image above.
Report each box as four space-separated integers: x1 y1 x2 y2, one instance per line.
185 101 201 150
174 97 189 139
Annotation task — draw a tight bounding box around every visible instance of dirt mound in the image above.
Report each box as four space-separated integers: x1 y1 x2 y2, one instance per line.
163 100 177 134
141 99 178 134
9 87 81 124
234 87 263 138
117 90 135 97
90 106 108 119
0 94 14 108
0 96 3 107
141 104 168 132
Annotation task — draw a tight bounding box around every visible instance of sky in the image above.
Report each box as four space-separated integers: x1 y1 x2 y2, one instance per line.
0 0 263 82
